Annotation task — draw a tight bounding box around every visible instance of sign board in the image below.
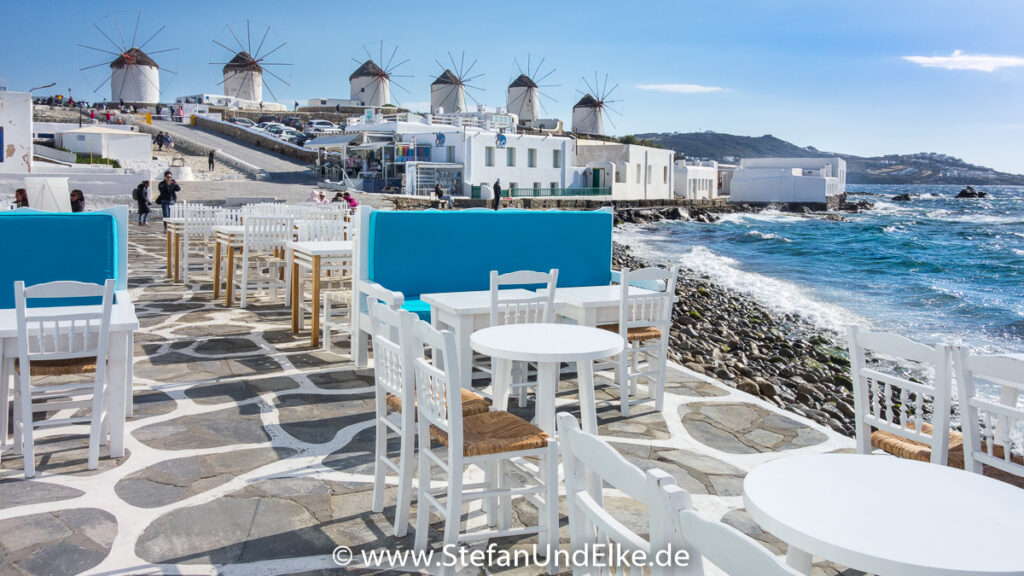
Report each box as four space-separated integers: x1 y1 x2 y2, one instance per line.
495 133 507 148
364 108 374 122
435 133 446 147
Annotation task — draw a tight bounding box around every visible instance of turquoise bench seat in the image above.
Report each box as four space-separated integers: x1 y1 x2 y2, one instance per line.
368 209 613 319
400 299 432 321
0 211 120 309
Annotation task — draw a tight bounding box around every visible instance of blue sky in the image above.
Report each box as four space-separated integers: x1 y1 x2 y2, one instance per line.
3 1 1023 173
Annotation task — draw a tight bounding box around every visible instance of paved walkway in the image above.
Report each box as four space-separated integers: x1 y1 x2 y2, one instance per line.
0 225 862 576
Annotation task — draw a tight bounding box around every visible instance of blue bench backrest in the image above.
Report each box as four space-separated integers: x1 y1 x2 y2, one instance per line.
367 209 612 298
0 212 119 308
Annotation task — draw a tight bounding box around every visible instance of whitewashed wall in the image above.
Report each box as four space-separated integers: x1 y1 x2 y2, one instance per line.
0 92 33 174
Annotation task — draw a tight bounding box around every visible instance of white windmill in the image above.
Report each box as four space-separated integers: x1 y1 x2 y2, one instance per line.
430 52 484 114
572 72 621 135
507 54 558 124
78 11 178 104
350 42 410 108
211 20 293 104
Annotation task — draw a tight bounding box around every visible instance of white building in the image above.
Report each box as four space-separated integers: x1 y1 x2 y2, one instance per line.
673 159 719 200
110 48 160 104
572 94 603 135
729 157 846 206
575 140 675 201
58 126 152 164
223 52 263 102
430 69 467 114
0 91 33 174
507 74 540 123
305 97 362 110
175 93 285 112
350 60 390 107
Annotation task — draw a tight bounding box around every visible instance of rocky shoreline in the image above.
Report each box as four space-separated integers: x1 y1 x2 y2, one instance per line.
612 242 859 436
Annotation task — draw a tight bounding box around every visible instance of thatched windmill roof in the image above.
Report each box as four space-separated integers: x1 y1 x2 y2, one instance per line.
432 69 462 86
350 59 386 80
574 94 600 108
223 51 262 73
509 74 537 89
110 47 158 69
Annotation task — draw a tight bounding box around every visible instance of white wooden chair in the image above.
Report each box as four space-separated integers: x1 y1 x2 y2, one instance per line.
485 269 558 406
677 510 803 576
12 279 115 478
180 205 217 284
238 215 293 307
846 326 954 465
598 266 679 417
953 349 1024 487
557 412 698 576
412 319 557 576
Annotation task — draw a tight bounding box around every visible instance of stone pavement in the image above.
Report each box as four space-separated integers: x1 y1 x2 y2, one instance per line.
0 223 865 576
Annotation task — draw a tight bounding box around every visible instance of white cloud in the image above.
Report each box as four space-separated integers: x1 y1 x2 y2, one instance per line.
636 83 724 94
902 50 1024 72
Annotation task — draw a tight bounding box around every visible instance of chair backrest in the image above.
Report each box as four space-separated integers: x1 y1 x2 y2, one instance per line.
953 349 1024 479
297 218 350 242
489 269 558 326
182 205 218 236
411 319 463 441
242 215 293 252
369 302 417 403
556 412 699 575
216 208 242 226
846 326 953 464
618 266 679 331
677 510 802 576
15 279 115 381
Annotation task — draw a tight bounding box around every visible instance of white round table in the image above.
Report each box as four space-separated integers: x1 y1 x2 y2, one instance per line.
470 323 624 435
743 453 1024 576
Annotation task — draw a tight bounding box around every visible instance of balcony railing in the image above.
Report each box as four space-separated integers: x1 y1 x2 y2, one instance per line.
502 187 611 198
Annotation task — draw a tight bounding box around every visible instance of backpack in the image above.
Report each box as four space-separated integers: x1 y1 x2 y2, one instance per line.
132 187 139 201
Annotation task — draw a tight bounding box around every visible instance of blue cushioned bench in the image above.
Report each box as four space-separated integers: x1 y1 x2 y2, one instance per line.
0 207 128 309
352 206 613 367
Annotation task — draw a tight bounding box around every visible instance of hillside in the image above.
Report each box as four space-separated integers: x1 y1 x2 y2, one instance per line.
634 131 1024 185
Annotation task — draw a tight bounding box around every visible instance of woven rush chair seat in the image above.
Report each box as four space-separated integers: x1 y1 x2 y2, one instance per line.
429 411 548 457
871 422 964 464
948 440 1024 489
15 358 98 376
253 253 286 265
386 389 489 417
599 323 663 342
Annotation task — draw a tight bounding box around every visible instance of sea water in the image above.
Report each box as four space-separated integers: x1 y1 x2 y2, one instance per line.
617 183 1024 362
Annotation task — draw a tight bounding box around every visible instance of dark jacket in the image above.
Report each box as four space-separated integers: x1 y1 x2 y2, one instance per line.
137 185 152 214
492 182 502 210
71 198 85 212
157 180 180 204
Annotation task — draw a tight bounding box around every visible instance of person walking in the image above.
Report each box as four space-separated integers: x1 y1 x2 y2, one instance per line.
342 192 359 210
156 171 180 230
134 180 152 225
156 131 164 151
208 149 216 171
70 189 86 212
492 178 502 210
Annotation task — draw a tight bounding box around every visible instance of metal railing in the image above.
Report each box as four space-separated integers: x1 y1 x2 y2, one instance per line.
503 187 611 198
33 144 77 164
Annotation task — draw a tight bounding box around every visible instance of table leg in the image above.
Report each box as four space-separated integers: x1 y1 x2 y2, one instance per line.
108 332 128 459
457 314 475 390
291 261 300 334
493 358 512 412
125 332 134 419
173 232 181 283
0 339 7 447
311 255 321 348
577 359 598 435
536 362 558 436
213 239 222 300
165 229 173 277
225 246 235 306
785 546 813 574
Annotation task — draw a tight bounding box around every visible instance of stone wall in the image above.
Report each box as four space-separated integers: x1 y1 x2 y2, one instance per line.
385 194 727 211
193 117 318 163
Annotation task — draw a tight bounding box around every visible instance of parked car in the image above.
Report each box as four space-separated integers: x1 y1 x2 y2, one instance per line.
255 122 286 133
228 117 256 128
283 117 305 129
265 124 288 135
279 129 308 145
305 119 337 133
257 115 279 124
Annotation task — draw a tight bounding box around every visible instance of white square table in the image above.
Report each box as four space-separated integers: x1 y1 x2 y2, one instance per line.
419 289 555 391
287 240 354 348
538 284 658 327
0 291 139 460
744 453 1024 575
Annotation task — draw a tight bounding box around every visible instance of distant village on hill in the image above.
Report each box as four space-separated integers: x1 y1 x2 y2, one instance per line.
634 131 1024 185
